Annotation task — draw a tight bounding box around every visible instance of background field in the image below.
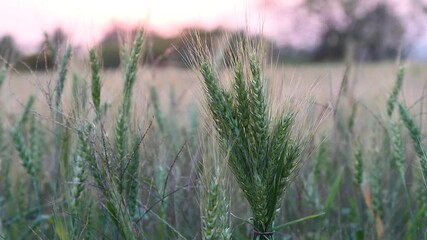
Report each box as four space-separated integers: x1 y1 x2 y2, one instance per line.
4 61 426 113
0 51 427 239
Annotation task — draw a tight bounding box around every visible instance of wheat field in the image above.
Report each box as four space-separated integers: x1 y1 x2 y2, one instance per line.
0 32 426 239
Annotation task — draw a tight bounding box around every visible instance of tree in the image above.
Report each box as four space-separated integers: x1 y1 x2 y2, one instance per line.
355 4 405 60
42 28 68 60
0 35 21 66
51 28 67 50
98 27 140 68
304 0 405 61
15 28 68 71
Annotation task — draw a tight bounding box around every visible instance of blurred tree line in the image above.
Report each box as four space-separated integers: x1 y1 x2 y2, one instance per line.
1 28 67 70
303 0 405 61
0 35 21 66
0 0 416 70
260 0 410 62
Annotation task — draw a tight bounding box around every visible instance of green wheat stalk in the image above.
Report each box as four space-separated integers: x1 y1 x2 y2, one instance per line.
386 66 404 117
201 171 231 240
30 115 44 176
200 141 231 240
70 136 87 213
353 146 363 187
70 132 87 237
0 66 6 88
399 103 427 189
12 95 36 178
89 48 101 116
150 87 166 132
11 95 42 219
390 119 415 222
0 103 6 239
71 73 88 118
53 45 72 192
0 215 5 240
198 53 304 239
124 133 142 217
55 45 72 109
370 158 383 225
80 30 145 239
390 121 405 179
115 30 144 194
78 126 105 195
0 76 11 200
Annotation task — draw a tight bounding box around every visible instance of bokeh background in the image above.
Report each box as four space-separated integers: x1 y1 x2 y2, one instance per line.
1 0 427 69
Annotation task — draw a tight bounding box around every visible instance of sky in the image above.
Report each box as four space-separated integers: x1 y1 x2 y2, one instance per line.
0 0 426 55
1 0 280 52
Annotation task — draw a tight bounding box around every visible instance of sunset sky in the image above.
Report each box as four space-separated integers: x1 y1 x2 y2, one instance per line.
0 0 267 52
0 0 425 54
